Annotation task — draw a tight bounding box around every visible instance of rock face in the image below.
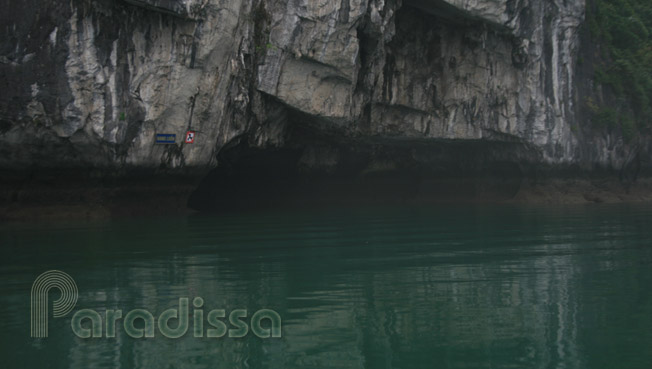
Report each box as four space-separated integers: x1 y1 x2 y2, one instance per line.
256 0 593 163
0 0 649 209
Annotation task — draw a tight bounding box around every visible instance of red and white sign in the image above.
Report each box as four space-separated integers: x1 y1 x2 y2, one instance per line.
185 131 196 144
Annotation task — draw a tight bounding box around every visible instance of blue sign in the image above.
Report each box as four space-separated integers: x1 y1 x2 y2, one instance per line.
155 134 176 144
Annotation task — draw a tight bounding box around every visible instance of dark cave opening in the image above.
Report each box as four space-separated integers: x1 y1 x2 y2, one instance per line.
187 125 528 212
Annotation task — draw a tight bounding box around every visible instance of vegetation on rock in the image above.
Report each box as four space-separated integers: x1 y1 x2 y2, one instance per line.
587 0 652 140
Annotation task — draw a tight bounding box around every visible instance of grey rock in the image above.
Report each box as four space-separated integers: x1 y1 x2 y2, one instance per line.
0 0 647 183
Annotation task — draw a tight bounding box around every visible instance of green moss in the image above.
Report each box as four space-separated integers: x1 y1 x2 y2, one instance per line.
622 115 636 141
119 112 126 121
595 107 619 128
588 0 652 137
585 97 600 114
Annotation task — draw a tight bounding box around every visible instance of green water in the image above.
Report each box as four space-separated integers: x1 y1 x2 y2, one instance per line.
1 204 652 368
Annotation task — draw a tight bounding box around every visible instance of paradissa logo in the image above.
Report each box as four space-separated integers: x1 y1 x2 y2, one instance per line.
31 271 282 339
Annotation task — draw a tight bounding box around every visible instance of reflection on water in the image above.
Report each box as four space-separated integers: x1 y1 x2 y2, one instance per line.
1 204 652 368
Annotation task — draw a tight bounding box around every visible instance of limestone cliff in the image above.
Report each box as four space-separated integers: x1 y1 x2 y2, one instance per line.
0 0 650 211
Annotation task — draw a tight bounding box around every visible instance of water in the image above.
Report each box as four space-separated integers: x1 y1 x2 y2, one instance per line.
1 204 652 368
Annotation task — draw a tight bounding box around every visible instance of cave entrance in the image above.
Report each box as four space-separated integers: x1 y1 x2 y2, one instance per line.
188 127 527 212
